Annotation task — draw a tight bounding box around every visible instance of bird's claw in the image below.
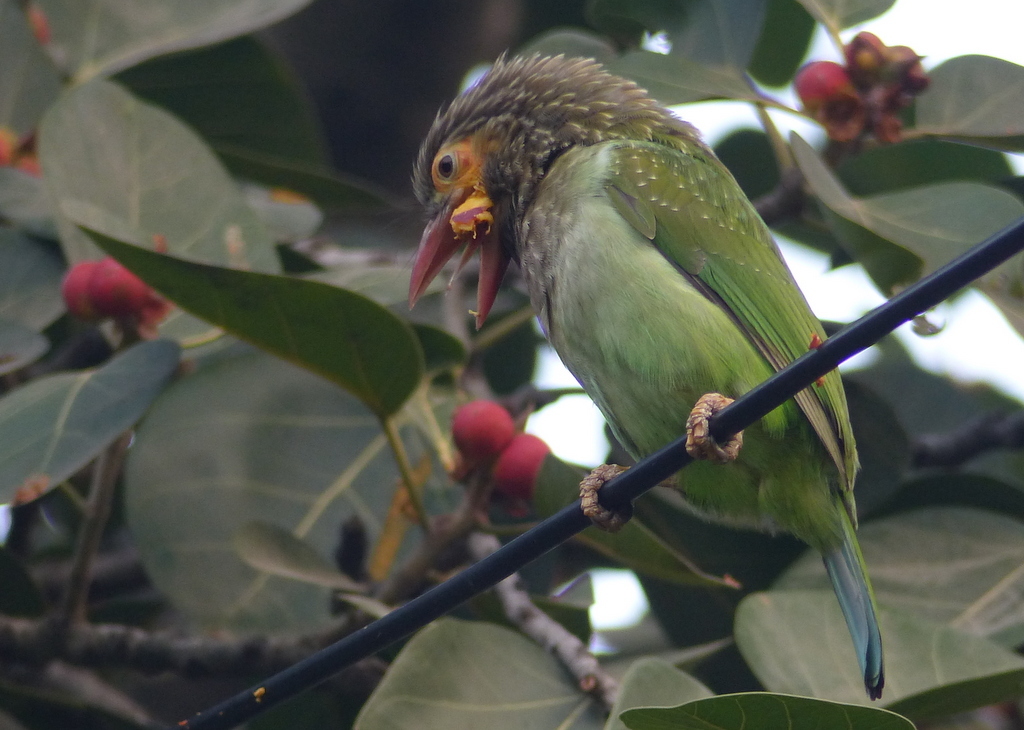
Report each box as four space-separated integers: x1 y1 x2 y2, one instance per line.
580 464 631 532
686 392 743 464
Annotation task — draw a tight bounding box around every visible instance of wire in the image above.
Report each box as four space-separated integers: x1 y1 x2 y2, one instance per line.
175 215 1024 729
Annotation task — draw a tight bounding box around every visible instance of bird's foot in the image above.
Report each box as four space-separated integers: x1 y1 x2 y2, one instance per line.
685 392 743 464
579 464 631 532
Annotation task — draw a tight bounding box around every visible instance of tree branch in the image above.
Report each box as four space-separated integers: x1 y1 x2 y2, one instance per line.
912 411 1024 468
752 166 806 227
0 614 385 694
467 532 619 711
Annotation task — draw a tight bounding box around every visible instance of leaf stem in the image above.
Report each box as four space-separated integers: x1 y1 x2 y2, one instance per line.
382 417 429 529
56 431 132 628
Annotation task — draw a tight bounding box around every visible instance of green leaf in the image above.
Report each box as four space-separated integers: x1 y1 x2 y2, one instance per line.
242 182 324 242
880 474 1024 523
842 380 909 516
35 0 316 80
353 619 604 730
411 325 466 373
620 692 914 730
124 348 419 631
39 79 282 269
916 55 1024 152
666 0 768 71
606 51 762 106
794 0 895 35
517 28 618 62
39 78 283 341
116 36 329 168
0 170 57 240
0 339 180 503
0 0 61 135
0 320 48 376
0 545 45 618
714 129 780 201
534 456 734 587
837 139 1014 196
0 228 65 330
82 232 423 418
212 147 389 212
735 589 1024 715
607 659 712 730
233 520 363 592
777 507 1024 647
307 260 439 307
748 0 816 87
792 134 1024 295
0 679 147 730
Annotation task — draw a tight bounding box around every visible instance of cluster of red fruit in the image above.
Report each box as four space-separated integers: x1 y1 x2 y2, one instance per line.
794 32 930 144
62 258 171 335
451 401 551 507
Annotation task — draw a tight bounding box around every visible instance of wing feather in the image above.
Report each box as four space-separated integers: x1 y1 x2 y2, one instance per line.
606 140 858 495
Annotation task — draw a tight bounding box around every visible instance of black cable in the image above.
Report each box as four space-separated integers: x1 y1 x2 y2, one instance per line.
176 215 1024 729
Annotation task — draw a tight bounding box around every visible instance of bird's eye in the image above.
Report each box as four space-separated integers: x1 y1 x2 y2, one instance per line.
436 153 456 180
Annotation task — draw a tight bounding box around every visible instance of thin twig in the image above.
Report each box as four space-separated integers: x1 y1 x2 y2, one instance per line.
752 166 807 226
467 532 619 711
912 411 1024 468
56 432 133 628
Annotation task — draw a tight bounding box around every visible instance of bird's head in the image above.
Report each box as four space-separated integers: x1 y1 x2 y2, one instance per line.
408 54 694 327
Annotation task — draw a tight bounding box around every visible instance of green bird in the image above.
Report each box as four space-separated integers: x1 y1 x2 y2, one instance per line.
408 54 883 699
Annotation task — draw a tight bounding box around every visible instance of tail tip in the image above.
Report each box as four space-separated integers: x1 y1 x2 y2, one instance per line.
866 670 885 701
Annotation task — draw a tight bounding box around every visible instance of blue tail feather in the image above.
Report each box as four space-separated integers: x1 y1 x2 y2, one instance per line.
822 511 884 700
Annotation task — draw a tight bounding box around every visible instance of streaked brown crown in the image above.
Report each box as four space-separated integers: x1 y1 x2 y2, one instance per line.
413 55 697 218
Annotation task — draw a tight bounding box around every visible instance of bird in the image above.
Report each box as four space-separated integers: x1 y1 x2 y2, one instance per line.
407 54 883 699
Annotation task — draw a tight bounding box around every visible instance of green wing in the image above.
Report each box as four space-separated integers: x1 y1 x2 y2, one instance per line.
605 139 858 496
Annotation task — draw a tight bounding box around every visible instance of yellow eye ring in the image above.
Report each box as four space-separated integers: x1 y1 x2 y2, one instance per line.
436 153 456 180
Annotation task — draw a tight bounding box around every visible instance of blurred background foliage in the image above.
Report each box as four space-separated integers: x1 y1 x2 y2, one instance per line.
1 0 1024 728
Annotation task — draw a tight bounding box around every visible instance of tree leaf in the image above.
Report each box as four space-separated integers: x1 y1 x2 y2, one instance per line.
0 545 45 618
620 692 914 730
606 51 762 106
0 0 61 135
39 78 283 342
0 320 48 376
0 339 180 503
0 228 65 331
353 619 604 730
211 147 389 212
837 139 1013 196
735 589 1024 715
116 35 329 169
411 324 466 374
607 659 712 730
517 28 617 63
242 182 324 242
81 231 423 418
794 0 895 35
748 0 815 87
842 379 909 517
916 55 1024 152
123 348 420 631
233 520 363 592
666 0 768 72
534 456 734 587
776 507 1024 647
34 0 316 80
792 133 1024 295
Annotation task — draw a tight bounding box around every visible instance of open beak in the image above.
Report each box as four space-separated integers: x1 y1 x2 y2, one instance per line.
409 187 509 328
